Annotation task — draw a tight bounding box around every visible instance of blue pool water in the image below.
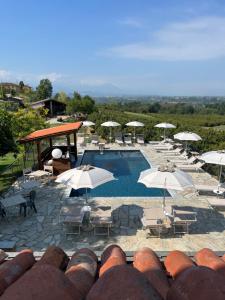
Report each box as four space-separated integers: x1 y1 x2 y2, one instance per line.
70 150 171 198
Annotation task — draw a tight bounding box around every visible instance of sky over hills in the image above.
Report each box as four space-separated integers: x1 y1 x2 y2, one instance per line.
1 0 225 96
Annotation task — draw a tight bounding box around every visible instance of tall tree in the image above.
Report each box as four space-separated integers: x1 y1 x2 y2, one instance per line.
19 81 25 92
36 79 53 100
0 109 16 156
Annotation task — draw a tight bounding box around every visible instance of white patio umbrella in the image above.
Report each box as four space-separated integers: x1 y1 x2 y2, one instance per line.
126 121 144 140
174 132 202 151
138 165 194 209
56 165 115 202
101 121 120 142
82 121 95 140
82 121 95 127
199 151 225 189
155 123 176 141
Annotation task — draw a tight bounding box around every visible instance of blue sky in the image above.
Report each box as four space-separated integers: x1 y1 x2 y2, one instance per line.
1 0 225 95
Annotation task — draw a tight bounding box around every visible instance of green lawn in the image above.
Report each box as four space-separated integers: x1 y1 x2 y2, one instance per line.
0 153 15 172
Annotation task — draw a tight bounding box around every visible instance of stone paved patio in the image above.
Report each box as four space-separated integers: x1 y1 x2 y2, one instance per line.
0 143 225 252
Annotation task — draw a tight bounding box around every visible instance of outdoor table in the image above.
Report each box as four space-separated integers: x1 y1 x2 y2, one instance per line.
0 194 26 208
28 170 50 179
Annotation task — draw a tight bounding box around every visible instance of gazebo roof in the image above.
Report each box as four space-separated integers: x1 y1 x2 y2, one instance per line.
19 122 82 143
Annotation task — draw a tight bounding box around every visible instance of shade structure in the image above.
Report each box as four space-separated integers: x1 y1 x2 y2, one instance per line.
199 151 225 189
101 121 121 141
126 121 144 140
138 165 194 208
56 165 115 202
174 132 202 150
82 121 95 127
155 123 176 140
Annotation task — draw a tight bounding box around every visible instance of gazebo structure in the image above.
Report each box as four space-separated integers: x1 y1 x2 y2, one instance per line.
19 122 82 174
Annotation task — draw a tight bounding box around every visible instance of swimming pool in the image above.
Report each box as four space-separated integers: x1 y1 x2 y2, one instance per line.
70 150 171 198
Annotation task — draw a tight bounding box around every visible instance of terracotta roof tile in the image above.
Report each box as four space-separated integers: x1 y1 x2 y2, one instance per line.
19 122 82 143
0 245 224 299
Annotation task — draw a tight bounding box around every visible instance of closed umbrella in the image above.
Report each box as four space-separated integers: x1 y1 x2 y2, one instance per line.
138 164 194 209
155 123 176 141
56 165 115 202
174 132 202 151
126 121 144 141
101 121 120 142
199 151 225 190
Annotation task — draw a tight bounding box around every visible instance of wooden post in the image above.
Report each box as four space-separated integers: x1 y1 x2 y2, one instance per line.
37 141 42 169
49 137 53 148
50 100 53 117
66 135 71 161
74 132 77 160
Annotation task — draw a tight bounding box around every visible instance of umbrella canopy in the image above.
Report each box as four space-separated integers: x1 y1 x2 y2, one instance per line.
199 151 225 188
101 121 121 141
155 123 176 129
155 123 176 140
56 165 115 201
82 121 95 127
174 132 202 150
138 165 194 208
126 121 144 127
126 121 144 140
174 132 202 141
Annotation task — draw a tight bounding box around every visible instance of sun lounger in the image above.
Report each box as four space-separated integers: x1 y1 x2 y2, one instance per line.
207 198 225 210
168 156 197 165
172 208 197 234
124 135 132 145
115 134 124 145
161 148 184 155
196 184 225 196
137 135 145 144
91 135 99 145
177 161 204 172
152 143 174 150
90 208 112 236
60 205 86 235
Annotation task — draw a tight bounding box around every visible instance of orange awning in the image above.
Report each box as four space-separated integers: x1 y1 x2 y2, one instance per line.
19 122 82 143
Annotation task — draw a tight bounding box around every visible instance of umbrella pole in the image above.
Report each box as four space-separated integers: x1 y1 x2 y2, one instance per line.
218 165 222 190
134 127 136 141
85 188 88 203
162 178 166 209
164 128 166 141
110 127 112 143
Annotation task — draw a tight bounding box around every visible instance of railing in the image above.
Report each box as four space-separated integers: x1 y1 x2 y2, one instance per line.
0 156 34 195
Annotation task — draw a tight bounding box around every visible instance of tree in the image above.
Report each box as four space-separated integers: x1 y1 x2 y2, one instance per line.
54 91 69 104
19 81 25 92
0 109 16 156
36 79 53 100
66 92 95 115
12 108 47 139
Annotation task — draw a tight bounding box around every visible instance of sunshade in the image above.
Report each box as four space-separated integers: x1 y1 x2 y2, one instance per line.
126 121 144 140
101 121 121 141
82 121 95 127
174 132 202 150
155 123 176 140
138 165 194 208
56 165 115 202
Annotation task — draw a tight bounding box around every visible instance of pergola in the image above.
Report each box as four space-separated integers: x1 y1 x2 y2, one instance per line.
19 122 82 170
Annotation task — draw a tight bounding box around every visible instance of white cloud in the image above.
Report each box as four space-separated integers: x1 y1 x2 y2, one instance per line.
38 72 63 82
105 16 225 61
118 17 143 28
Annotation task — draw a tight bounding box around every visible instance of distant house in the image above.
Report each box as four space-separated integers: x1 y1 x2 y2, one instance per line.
0 82 32 93
30 98 66 117
0 95 25 108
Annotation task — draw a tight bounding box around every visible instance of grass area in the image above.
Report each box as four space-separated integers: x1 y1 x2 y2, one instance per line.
0 153 15 172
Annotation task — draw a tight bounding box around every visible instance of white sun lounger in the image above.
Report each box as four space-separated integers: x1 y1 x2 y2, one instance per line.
91 135 99 145
196 184 225 195
177 161 204 172
207 198 225 210
115 134 124 145
169 156 197 165
137 135 145 144
124 135 132 145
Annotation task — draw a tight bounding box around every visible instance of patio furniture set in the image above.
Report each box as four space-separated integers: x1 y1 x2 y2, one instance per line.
60 205 112 237
141 205 197 237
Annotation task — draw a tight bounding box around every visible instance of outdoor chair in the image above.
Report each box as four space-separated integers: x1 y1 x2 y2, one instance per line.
207 198 225 211
172 208 197 234
177 161 204 172
115 134 124 145
90 208 112 236
23 168 34 181
0 202 6 219
168 156 197 165
195 184 225 196
20 190 37 217
60 205 86 235
137 135 145 144
124 135 132 145
91 135 99 145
